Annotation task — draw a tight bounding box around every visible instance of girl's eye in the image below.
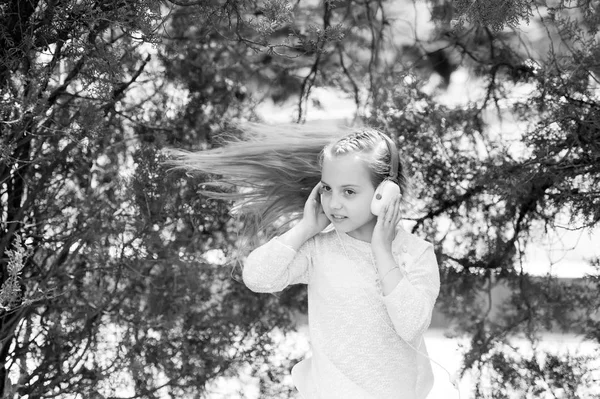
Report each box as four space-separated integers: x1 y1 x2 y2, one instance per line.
321 185 332 192
344 189 356 196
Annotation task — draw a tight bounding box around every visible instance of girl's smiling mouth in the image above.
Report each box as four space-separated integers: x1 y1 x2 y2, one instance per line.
331 214 347 220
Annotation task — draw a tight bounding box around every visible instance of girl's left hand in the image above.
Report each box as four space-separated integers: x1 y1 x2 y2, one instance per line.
371 194 402 255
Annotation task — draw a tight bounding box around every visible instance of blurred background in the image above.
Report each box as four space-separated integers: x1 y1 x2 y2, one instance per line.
1 0 599 398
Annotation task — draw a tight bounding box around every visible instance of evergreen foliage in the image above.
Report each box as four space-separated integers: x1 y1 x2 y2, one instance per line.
0 0 598 398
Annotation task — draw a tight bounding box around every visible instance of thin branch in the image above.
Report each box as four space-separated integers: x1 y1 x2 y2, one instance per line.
102 54 152 116
337 46 360 115
412 185 486 232
296 1 332 122
46 57 86 105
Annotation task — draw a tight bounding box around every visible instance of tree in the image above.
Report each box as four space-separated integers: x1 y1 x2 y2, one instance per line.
0 0 306 397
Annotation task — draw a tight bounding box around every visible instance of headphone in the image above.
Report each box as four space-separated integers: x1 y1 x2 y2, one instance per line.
370 134 401 216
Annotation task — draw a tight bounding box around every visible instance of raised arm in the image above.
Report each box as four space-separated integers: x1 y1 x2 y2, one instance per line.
243 224 315 292
243 182 330 293
382 243 441 343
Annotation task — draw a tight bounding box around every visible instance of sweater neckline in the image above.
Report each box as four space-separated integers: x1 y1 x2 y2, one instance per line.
334 224 405 252
336 230 372 251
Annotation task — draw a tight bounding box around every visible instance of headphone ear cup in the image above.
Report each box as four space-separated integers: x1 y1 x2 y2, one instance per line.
371 180 400 216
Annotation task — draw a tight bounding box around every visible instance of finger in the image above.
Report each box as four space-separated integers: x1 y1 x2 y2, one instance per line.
391 195 401 223
384 201 394 225
396 198 403 223
309 182 322 202
377 203 388 225
382 197 396 227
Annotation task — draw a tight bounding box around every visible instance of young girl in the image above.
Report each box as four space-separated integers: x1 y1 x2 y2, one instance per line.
168 124 440 399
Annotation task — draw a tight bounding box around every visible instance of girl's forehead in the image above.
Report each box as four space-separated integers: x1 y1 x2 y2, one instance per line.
321 154 373 186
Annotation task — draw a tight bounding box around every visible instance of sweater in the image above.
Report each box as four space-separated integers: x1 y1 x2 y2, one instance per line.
243 225 441 399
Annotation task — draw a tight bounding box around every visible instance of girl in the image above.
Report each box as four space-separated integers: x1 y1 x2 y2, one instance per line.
168 124 440 399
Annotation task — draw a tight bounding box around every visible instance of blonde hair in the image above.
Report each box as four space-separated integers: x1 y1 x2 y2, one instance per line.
320 128 409 197
165 123 409 246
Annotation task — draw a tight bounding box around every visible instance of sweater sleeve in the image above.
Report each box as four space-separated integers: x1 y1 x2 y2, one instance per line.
382 243 440 343
242 237 314 293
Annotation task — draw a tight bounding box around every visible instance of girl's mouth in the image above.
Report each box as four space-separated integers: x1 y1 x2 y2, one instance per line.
331 214 347 221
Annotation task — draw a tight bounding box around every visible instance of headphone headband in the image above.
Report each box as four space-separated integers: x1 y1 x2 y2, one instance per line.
380 133 399 183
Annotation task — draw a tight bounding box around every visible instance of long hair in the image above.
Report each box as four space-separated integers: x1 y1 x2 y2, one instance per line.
165 123 410 247
165 123 346 244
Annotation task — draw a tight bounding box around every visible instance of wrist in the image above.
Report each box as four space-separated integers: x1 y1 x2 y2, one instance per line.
278 221 315 250
371 244 393 261
294 220 318 241
372 248 396 273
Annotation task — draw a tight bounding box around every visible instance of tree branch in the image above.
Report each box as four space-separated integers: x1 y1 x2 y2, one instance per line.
102 54 152 116
297 1 332 122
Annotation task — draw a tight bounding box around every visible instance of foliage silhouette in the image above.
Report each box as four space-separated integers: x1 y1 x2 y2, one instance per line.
1 0 598 398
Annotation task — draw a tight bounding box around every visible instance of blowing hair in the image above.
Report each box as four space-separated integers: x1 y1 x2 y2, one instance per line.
165 123 409 247
165 123 344 243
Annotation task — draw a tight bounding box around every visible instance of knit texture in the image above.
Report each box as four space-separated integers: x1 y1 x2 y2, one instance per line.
243 226 441 399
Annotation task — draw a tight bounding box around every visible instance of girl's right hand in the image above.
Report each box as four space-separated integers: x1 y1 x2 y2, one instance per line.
299 182 330 238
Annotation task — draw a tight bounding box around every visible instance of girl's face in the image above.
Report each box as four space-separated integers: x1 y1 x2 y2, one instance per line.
320 153 377 242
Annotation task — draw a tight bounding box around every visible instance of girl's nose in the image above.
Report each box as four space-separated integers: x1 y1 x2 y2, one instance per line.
329 194 343 209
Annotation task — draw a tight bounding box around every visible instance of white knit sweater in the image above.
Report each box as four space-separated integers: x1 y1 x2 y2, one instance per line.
243 226 441 399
